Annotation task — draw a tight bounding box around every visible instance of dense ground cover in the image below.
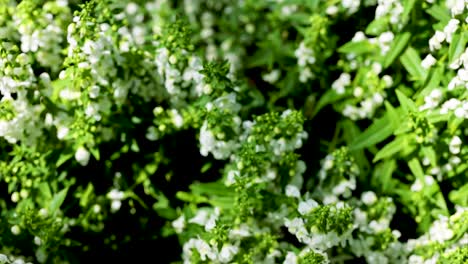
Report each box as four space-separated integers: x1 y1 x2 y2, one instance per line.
0 0 468 263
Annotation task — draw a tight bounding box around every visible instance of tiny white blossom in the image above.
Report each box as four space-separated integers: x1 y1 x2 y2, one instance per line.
421 54 437 69
219 244 239 263
75 146 91 166
361 191 377 205
298 199 319 215
172 215 185 233
283 251 298 264
285 185 301 198
411 179 423 192
11 225 21 235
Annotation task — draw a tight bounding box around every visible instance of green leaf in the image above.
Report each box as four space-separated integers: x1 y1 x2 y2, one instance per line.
49 188 68 215
310 89 342 118
365 17 389 36
372 159 397 193
38 183 52 200
426 4 451 23
201 162 212 173
338 41 375 55
89 148 100 161
401 0 417 21
417 67 443 99
400 46 427 81
190 182 232 197
79 183 94 208
449 183 468 206
175 191 207 204
408 158 424 181
349 114 394 150
449 32 467 65
56 152 73 167
421 146 437 167
384 101 400 130
383 32 411 69
373 136 408 162
396 89 417 113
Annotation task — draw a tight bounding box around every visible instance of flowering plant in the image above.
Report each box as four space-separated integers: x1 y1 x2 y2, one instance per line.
1 0 468 263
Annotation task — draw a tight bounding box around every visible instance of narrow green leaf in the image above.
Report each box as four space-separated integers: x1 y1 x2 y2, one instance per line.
190 182 232 197
396 89 417 113
449 32 467 64
349 114 394 150
373 159 396 192
56 152 73 167
365 17 389 36
311 89 342 118
421 146 437 167
89 148 100 161
373 136 407 162
38 183 52 200
384 101 400 130
408 158 424 181
383 32 411 69
338 41 375 55
449 183 468 206
49 188 69 215
400 46 427 81
426 4 451 23
401 0 417 21
79 183 94 207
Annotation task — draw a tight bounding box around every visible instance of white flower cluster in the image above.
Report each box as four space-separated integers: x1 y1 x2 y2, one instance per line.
14 0 70 72
0 47 45 145
183 238 239 264
0 254 32 264
106 188 125 212
406 208 468 263
199 93 242 160
294 41 316 83
187 207 220 232
375 0 404 25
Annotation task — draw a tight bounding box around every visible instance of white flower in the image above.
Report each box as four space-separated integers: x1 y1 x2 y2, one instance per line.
429 31 445 51
298 199 319 215
205 211 218 231
189 210 209 226
283 251 298 264
263 69 281 84
38 208 48 218
449 136 462 154
111 200 122 212
59 89 81 100
107 189 125 200
361 191 377 205
172 215 185 233
352 31 366 42
75 146 91 166
429 217 453 242
353 87 363 97
379 31 394 44
421 54 437 69
219 244 239 263
326 5 339 16
285 185 301 198
369 220 387 233
194 239 216 261
411 179 423 192
171 110 184 128
11 225 21 235
34 236 42 246
125 2 139 15
444 19 460 43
